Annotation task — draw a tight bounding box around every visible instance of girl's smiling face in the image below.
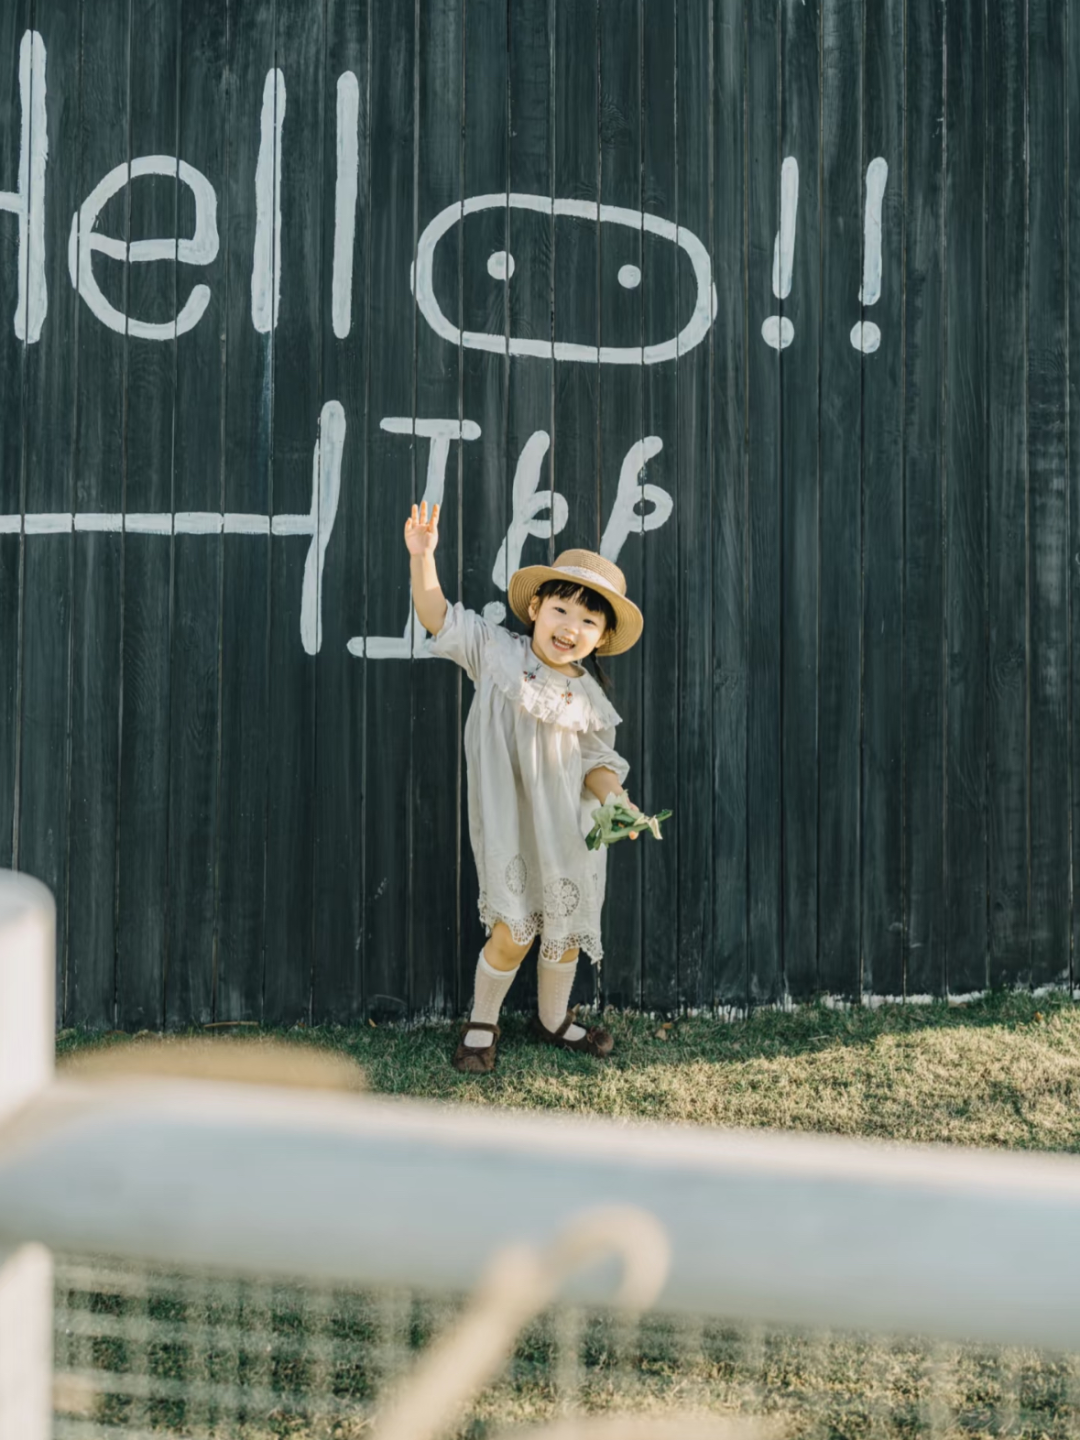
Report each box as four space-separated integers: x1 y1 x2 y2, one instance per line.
527 589 609 671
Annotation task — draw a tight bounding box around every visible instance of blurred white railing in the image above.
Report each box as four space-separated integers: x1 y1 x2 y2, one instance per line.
0 871 54 1440
3 868 1080 1439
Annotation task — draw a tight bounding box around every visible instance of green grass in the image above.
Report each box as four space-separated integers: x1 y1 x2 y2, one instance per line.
58 989 1080 1152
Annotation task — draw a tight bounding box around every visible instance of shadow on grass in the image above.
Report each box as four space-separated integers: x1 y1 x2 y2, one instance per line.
56 987 1079 1094
365 990 1079 1096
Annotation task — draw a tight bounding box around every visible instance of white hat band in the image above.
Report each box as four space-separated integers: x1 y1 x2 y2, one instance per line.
551 564 623 597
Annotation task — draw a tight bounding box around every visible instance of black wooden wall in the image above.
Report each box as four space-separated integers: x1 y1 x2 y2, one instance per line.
1 0 1077 1026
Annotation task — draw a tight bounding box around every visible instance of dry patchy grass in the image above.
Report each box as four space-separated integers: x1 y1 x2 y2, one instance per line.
59 990 1080 1151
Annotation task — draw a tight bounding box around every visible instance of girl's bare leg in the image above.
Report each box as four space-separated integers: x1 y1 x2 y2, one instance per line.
483 922 534 972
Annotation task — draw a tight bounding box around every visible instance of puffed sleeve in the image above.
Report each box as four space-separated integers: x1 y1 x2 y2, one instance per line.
426 601 493 683
578 725 630 788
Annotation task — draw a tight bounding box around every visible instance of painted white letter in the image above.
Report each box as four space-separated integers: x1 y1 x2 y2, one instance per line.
0 31 47 343
599 436 671 563
490 431 568 590
301 401 345 654
347 418 481 658
332 72 359 339
252 68 285 333
412 194 717 365
67 156 219 339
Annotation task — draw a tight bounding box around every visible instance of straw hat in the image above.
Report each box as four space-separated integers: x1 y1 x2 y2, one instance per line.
508 549 643 656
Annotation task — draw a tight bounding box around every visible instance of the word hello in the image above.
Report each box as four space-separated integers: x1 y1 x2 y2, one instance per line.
3 33 361 346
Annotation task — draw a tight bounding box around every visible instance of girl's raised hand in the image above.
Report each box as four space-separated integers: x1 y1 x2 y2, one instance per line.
404 501 440 556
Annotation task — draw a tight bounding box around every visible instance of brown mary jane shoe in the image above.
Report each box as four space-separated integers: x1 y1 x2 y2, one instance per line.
451 1021 500 1074
532 1010 614 1058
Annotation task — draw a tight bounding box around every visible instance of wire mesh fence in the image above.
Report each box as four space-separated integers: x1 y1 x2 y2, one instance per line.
51 1252 1080 1440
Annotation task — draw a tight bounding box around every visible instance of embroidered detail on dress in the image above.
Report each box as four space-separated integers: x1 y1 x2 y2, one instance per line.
478 894 541 947
539 930 603 965
543 877 581 920
504 854 528 896
525 656 577 712
489 632 622 733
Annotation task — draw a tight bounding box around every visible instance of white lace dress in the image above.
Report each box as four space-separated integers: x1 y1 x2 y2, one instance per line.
428 602 630 964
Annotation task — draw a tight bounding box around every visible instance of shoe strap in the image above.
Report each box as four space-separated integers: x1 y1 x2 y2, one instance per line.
461 1021 499 1038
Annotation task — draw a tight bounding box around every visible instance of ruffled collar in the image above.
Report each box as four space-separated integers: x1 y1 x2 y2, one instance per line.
487 630 622 733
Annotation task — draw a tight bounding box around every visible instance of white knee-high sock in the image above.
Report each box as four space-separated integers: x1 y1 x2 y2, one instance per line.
464 949 518 1047
537 955 586 1041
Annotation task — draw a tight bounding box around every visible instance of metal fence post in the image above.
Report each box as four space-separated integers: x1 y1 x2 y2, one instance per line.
0 870 55 1440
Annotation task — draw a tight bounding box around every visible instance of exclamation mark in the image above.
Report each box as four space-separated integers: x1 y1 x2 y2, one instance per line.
761 157 799 351
850 157 888 354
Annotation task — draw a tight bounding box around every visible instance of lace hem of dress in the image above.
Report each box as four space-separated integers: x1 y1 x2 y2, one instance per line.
478 897 603 966
478 895 542 947
488 631 622 734
538 930 604 966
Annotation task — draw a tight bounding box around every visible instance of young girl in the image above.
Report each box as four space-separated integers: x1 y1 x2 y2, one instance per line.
404 500 645 1073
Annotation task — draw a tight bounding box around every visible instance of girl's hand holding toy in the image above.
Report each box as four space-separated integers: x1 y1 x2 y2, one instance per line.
586 792 673 851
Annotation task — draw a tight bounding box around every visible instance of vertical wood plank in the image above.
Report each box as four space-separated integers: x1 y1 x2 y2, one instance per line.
0 533 15 869
941 0 989 994
1070 0 1080 994
986 0 1030 987
778 0 820 999
860 0 905 997
261 0 324 1026
596 0 644 1009
19 0 75 1019
361 0 416 1020
551 0 602 1014
902 0 945 997
459 0 511 1009
67 0 129 1027
673 0 714 1008
312 0 370 1025
214 0 276 1022
506 0 553 519
1026 0 1070 988
745 0 782 1005
712 0 748 1009
500 0 550 1014
817 0 862 999
115 0 180 1030
165 0 227 1029
640 0 680 1012
551 0 599 564
0 1 29 874
410 0 463 1015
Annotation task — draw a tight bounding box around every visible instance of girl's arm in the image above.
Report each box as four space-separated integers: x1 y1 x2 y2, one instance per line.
583 767 626 804
405 502 448 635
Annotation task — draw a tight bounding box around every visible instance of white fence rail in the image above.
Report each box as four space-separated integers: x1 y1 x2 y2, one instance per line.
8 1072 1080 1349
2 869 1080 1439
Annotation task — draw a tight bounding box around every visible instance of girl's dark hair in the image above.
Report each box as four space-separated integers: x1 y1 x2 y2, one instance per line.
527 577 616 694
